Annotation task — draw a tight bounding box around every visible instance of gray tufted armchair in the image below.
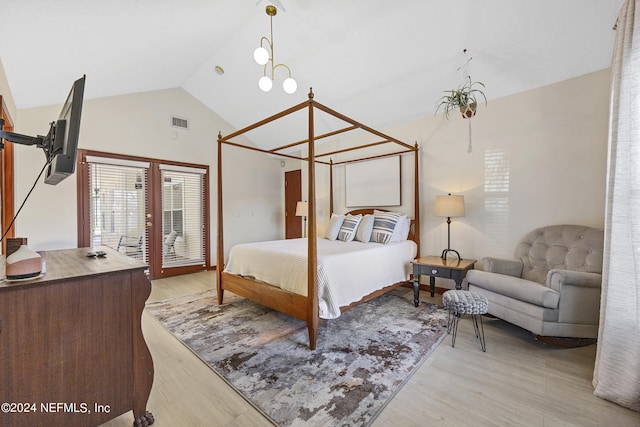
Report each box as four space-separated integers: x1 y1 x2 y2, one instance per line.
466 225 604 339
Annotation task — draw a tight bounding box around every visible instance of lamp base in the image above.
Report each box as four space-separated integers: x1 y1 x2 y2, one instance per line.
441 248 461 260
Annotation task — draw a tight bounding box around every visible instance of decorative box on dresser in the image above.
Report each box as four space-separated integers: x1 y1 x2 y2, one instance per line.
0 247 154 427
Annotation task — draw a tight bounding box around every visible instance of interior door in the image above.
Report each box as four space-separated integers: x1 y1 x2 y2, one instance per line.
285 169 302 238
0 96 15 254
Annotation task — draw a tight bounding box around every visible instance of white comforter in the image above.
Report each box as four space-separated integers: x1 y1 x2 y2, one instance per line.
224 238 417 319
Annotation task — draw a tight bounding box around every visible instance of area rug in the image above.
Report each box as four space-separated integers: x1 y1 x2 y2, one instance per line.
146 288 449 426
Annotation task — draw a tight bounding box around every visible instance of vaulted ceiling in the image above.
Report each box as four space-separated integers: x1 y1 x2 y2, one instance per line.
0 1 623 149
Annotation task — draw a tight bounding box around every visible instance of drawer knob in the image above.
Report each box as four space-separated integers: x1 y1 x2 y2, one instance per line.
431 269 438 274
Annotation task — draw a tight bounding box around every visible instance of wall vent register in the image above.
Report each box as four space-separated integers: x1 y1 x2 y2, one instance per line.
171 116 189 129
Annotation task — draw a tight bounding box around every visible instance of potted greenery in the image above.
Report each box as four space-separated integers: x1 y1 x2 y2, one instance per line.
435 76 487 119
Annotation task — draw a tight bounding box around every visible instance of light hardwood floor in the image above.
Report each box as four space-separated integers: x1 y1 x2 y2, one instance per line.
103 271 640 427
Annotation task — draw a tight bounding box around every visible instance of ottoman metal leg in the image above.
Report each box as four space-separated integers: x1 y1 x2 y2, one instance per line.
471 314 486 352
447 310 462 348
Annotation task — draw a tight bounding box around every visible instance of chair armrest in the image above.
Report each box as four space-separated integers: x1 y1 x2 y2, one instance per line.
547 270 602 325
483 257 523 278
467 270 560 308
547 269 602 292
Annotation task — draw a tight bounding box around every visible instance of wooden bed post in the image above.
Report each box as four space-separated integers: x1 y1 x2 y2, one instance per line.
329 158 334 216
307 89 319 350
216 132 225 304
414 142 421 257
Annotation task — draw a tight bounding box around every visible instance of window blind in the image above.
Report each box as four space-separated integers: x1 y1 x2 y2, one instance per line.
88 161 148 262
160 167 206 268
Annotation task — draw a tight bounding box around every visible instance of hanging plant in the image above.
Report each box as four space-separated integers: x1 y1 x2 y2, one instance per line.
435 76 487 119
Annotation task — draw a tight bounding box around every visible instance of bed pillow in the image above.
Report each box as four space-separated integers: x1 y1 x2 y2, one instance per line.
324 214 344 240
390 217 411 242
355 214 375 242
337 214 363 242
402 218 412 240
373 209 409 242
371 211 402 244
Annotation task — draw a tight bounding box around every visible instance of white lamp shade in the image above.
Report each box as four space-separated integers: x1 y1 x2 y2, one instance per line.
258 76 273 92
434 194 465 217
283 77 297 94
253 47 269 65
295 201 308 217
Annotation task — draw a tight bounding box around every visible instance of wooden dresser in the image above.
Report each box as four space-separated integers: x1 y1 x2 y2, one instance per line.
0 247 154 426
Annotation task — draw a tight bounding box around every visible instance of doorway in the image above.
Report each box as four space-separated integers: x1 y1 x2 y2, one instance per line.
0 96 15 253
77 150 209 279
284 169 302 238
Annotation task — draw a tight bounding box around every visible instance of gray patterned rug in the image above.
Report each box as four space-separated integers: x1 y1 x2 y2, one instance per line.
146 288 449 426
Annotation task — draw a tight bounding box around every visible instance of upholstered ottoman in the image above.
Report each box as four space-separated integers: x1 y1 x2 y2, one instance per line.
442 290 489 352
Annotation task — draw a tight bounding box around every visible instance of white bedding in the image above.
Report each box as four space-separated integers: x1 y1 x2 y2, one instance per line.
223 238 417 319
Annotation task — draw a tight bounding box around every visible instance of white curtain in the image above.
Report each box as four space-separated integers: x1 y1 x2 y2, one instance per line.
593 0 640 412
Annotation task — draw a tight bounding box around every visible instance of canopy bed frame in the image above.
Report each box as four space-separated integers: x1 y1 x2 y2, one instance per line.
216 89 420 349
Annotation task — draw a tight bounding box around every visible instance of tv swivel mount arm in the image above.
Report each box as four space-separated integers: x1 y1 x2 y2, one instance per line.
0 118 46 148
0 118 55 162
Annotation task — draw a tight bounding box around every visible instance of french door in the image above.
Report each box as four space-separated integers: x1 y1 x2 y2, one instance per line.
158 164 208 273
77 150 209 279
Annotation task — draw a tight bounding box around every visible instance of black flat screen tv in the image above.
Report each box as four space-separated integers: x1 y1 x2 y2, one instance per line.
0 75 85 185
43 75 85 185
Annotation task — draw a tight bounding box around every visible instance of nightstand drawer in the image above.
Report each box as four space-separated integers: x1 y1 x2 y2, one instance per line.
412 262 451 279
426 266 451 279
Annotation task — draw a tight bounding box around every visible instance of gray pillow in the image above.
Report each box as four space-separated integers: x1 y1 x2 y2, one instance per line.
355 214 375 242
324 214 344 240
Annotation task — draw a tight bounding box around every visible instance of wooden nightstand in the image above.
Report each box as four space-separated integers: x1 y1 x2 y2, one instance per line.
411 256 477 306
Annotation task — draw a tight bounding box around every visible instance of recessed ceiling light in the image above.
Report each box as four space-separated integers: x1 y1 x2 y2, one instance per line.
214 66 224 75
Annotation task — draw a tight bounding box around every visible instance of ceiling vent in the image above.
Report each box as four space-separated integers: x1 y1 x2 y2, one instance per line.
171 116 189 130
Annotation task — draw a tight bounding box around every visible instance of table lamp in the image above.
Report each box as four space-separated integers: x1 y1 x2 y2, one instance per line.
296 201 308 237
434 193 465 260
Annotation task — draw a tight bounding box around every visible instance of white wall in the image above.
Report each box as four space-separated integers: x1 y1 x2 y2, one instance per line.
0 58 16 120
12 87 284 260
421 69 609 261
315 70 610 285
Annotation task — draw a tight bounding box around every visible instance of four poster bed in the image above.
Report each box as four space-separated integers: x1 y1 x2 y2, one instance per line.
216 89 420 349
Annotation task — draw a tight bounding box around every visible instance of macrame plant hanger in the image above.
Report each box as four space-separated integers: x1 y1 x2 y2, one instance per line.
458 50 474 153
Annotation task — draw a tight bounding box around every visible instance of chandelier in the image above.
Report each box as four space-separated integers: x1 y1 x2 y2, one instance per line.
253 5 297 94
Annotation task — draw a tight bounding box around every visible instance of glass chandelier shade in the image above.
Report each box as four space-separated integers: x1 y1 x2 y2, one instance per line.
258 75 273 92
283 77 297 94
253 47 269 65
254 5 297 94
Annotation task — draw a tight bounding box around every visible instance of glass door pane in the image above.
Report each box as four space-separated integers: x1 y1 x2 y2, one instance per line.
160 167 205 269
89 163 148 262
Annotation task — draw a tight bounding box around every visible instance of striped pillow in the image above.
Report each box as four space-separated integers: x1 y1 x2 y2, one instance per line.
337 214 363 242
371 211 401 244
